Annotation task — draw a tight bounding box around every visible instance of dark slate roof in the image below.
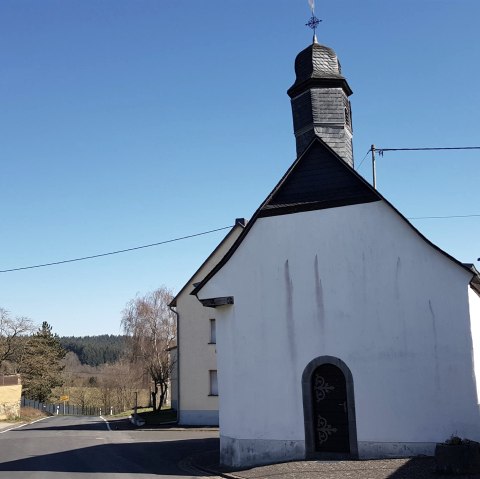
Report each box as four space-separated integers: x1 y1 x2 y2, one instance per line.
288 41 352 97
259 140 379 218
296 42 343 79
192 137 477 297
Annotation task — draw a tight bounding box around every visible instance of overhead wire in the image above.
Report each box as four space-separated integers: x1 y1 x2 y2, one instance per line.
356 149 371 171
1 210 479 274
0 225 233 273
2 146 479 274
408 214 480 220
376 146 480 154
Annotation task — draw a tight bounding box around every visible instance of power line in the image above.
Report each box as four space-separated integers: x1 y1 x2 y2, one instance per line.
377 146 480 151
408 214 480 220
0 225 233 273
356 149 371 171
376 146 480 154
358 145 479 172
2 211 479 274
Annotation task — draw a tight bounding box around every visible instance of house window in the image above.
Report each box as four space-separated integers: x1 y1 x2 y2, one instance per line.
209 318 216 344
209 370 218 396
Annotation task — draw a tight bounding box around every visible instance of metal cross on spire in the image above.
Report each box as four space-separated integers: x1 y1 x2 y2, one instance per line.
305 0 322 40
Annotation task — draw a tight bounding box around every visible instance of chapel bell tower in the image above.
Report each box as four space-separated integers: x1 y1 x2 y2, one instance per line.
287 36 354 167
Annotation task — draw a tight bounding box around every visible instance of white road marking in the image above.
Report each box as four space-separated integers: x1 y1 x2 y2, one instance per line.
99 415 112 431
0 416 50 434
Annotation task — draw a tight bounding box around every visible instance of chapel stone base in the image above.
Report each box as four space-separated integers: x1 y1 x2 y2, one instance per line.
220 436 305 467
220 435 437 468
358 442 436 459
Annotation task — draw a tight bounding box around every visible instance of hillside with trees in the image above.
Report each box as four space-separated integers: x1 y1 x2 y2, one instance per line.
59 335 128 366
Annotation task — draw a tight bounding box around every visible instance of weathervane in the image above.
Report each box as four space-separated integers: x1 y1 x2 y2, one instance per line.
305 0 322 38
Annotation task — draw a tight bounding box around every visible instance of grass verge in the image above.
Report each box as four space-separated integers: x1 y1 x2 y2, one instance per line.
137 408 177 425
10 407 50 423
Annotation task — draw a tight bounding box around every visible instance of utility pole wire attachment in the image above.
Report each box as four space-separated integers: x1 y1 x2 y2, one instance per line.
368 145 480 189
371 144 376 189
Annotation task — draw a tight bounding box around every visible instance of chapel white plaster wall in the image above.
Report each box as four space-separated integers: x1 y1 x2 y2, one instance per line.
198 201 480 446
469 287 480 403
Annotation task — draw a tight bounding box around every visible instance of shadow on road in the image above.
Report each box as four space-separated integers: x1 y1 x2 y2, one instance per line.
386 457 480 479
0 437 219 475
20 421 110 432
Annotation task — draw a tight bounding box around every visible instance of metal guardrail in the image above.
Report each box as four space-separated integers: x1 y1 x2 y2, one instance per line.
21 397 107 416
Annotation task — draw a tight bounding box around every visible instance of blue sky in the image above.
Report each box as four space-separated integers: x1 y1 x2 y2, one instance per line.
1 0 479 336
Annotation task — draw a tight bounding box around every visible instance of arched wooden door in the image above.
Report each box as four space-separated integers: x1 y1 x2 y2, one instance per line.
302 356 358 459
311 364 349 452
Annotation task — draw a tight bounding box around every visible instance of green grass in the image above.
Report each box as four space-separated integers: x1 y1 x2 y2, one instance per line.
110 407 152 418
110 406 177 424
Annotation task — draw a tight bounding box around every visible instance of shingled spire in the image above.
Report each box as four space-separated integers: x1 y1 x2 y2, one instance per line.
287 38 354 166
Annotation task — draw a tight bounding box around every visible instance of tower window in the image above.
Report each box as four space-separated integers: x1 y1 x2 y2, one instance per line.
344 98 352 130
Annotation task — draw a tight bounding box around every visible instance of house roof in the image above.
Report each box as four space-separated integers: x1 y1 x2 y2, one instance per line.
192 137 476 297
169 219 246 307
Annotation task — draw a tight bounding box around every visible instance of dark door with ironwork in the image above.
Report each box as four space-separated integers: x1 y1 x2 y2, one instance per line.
311 363 350 453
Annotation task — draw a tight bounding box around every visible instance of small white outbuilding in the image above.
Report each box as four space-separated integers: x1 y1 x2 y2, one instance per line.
192 38 480 467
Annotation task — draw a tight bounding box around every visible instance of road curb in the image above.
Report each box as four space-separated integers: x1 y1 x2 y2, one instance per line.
183 450 245 479
192 462 245 479
179 453 243 479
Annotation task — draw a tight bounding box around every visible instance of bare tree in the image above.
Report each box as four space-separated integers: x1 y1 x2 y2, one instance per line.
121 287 176 411
0 308 35 372
97 360 145 413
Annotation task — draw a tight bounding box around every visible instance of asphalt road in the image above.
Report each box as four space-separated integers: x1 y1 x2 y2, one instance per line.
0 415 219 479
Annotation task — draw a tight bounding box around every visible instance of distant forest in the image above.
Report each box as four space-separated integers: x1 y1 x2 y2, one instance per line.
60 335 128 366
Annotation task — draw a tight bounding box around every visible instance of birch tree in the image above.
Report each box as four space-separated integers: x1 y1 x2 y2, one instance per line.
121 287 176 411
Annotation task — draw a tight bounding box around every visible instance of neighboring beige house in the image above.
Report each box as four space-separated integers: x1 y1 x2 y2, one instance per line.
169 219 246 425
0 375 22 420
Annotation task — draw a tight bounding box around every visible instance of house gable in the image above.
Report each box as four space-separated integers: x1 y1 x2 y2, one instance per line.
169 219 246 307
